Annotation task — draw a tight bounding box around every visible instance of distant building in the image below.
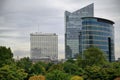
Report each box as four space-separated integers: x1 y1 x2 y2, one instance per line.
30 32 58 61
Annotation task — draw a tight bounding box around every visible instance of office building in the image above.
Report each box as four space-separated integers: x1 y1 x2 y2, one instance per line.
65 3 94 58
65 3 115 61
81 17 115 62
30 32 58 61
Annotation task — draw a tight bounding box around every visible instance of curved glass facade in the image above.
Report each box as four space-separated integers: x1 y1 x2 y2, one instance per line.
80 17 115 61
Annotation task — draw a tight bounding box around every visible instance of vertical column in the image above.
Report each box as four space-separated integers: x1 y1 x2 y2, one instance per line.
108 37 111 62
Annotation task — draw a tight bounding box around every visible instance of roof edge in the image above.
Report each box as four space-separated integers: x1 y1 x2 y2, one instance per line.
82 17 115 24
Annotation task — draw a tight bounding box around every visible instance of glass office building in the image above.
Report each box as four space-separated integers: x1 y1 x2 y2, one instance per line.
65 4 94 59
81 17 115 61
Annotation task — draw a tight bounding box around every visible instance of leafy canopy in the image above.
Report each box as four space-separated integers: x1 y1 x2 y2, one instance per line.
83 46 107 66
0 46 13 67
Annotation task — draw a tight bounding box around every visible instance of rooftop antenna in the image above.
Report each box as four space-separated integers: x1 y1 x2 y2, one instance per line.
38 24 39 32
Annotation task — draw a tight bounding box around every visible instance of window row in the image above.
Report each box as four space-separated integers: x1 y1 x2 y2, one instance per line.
82 35 107 40
82 21 112 27
82 45 109 50
82 26 112 32
82 31 112 36
82 40 108 45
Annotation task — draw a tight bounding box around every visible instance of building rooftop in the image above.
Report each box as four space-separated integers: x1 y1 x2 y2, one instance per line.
30 32 57 36
82 17 115 24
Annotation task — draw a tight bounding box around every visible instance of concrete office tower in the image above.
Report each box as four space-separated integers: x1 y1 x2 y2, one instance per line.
30 33 58 60
65 3 94 59
81 17 115 62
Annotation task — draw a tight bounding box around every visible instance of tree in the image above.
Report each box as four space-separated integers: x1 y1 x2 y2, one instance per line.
46 70 71 80
30 61 46 75
16 57 33 80
16 57 32 72
48 63 63 72
63 62 79 75
66 58 76 63
112 62 120 76
84 64 118 80
0 46 13 67
84 65 102 80
83 46 107 66
76 55 83 67
0 65 27 80
45 62 54 71
70 76 84 80
29 75 45 80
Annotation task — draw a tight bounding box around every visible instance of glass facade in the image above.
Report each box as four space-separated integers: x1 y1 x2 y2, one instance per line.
81 17 115 61
65 4 94 59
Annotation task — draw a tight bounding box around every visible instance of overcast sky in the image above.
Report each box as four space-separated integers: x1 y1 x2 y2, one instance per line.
0 0 120 59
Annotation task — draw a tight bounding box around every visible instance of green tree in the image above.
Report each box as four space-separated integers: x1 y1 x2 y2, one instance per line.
48 63 63 72
83 46 107 66
76 55 83 67
16 57 33 80
84 64 117 80
66 58 76 63
30 61 46 75
16 57 32 72
84 65 102 80
0 65 27 80
63 62 79 75
46 70 71 80
46 62 54 71
112 62 120 76
0 46 13 67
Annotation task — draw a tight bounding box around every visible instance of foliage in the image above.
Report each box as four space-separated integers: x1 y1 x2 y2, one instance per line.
84 65 102 80
83 46 107 66
48 63 63 72
45 62 54 71
16 57 33 80
76 55 82 67
1 46 120 80
0 46 13 67
66 58 76 63
16 57 32 72
46 70 71 80
84 64 118 80
29 75 45 80
0 65 27 80
70 76 84 80
30 61 46 75
112 62 120 76
63 62 79 75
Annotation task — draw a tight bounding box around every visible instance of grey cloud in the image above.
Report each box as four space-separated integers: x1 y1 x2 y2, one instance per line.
0 35 28 39
0 29 16 33
13 50 30 58
63 0 85 4
0 0 6 10
114 0 120 7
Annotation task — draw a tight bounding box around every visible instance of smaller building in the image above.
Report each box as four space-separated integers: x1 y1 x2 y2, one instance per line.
30 32 58 61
